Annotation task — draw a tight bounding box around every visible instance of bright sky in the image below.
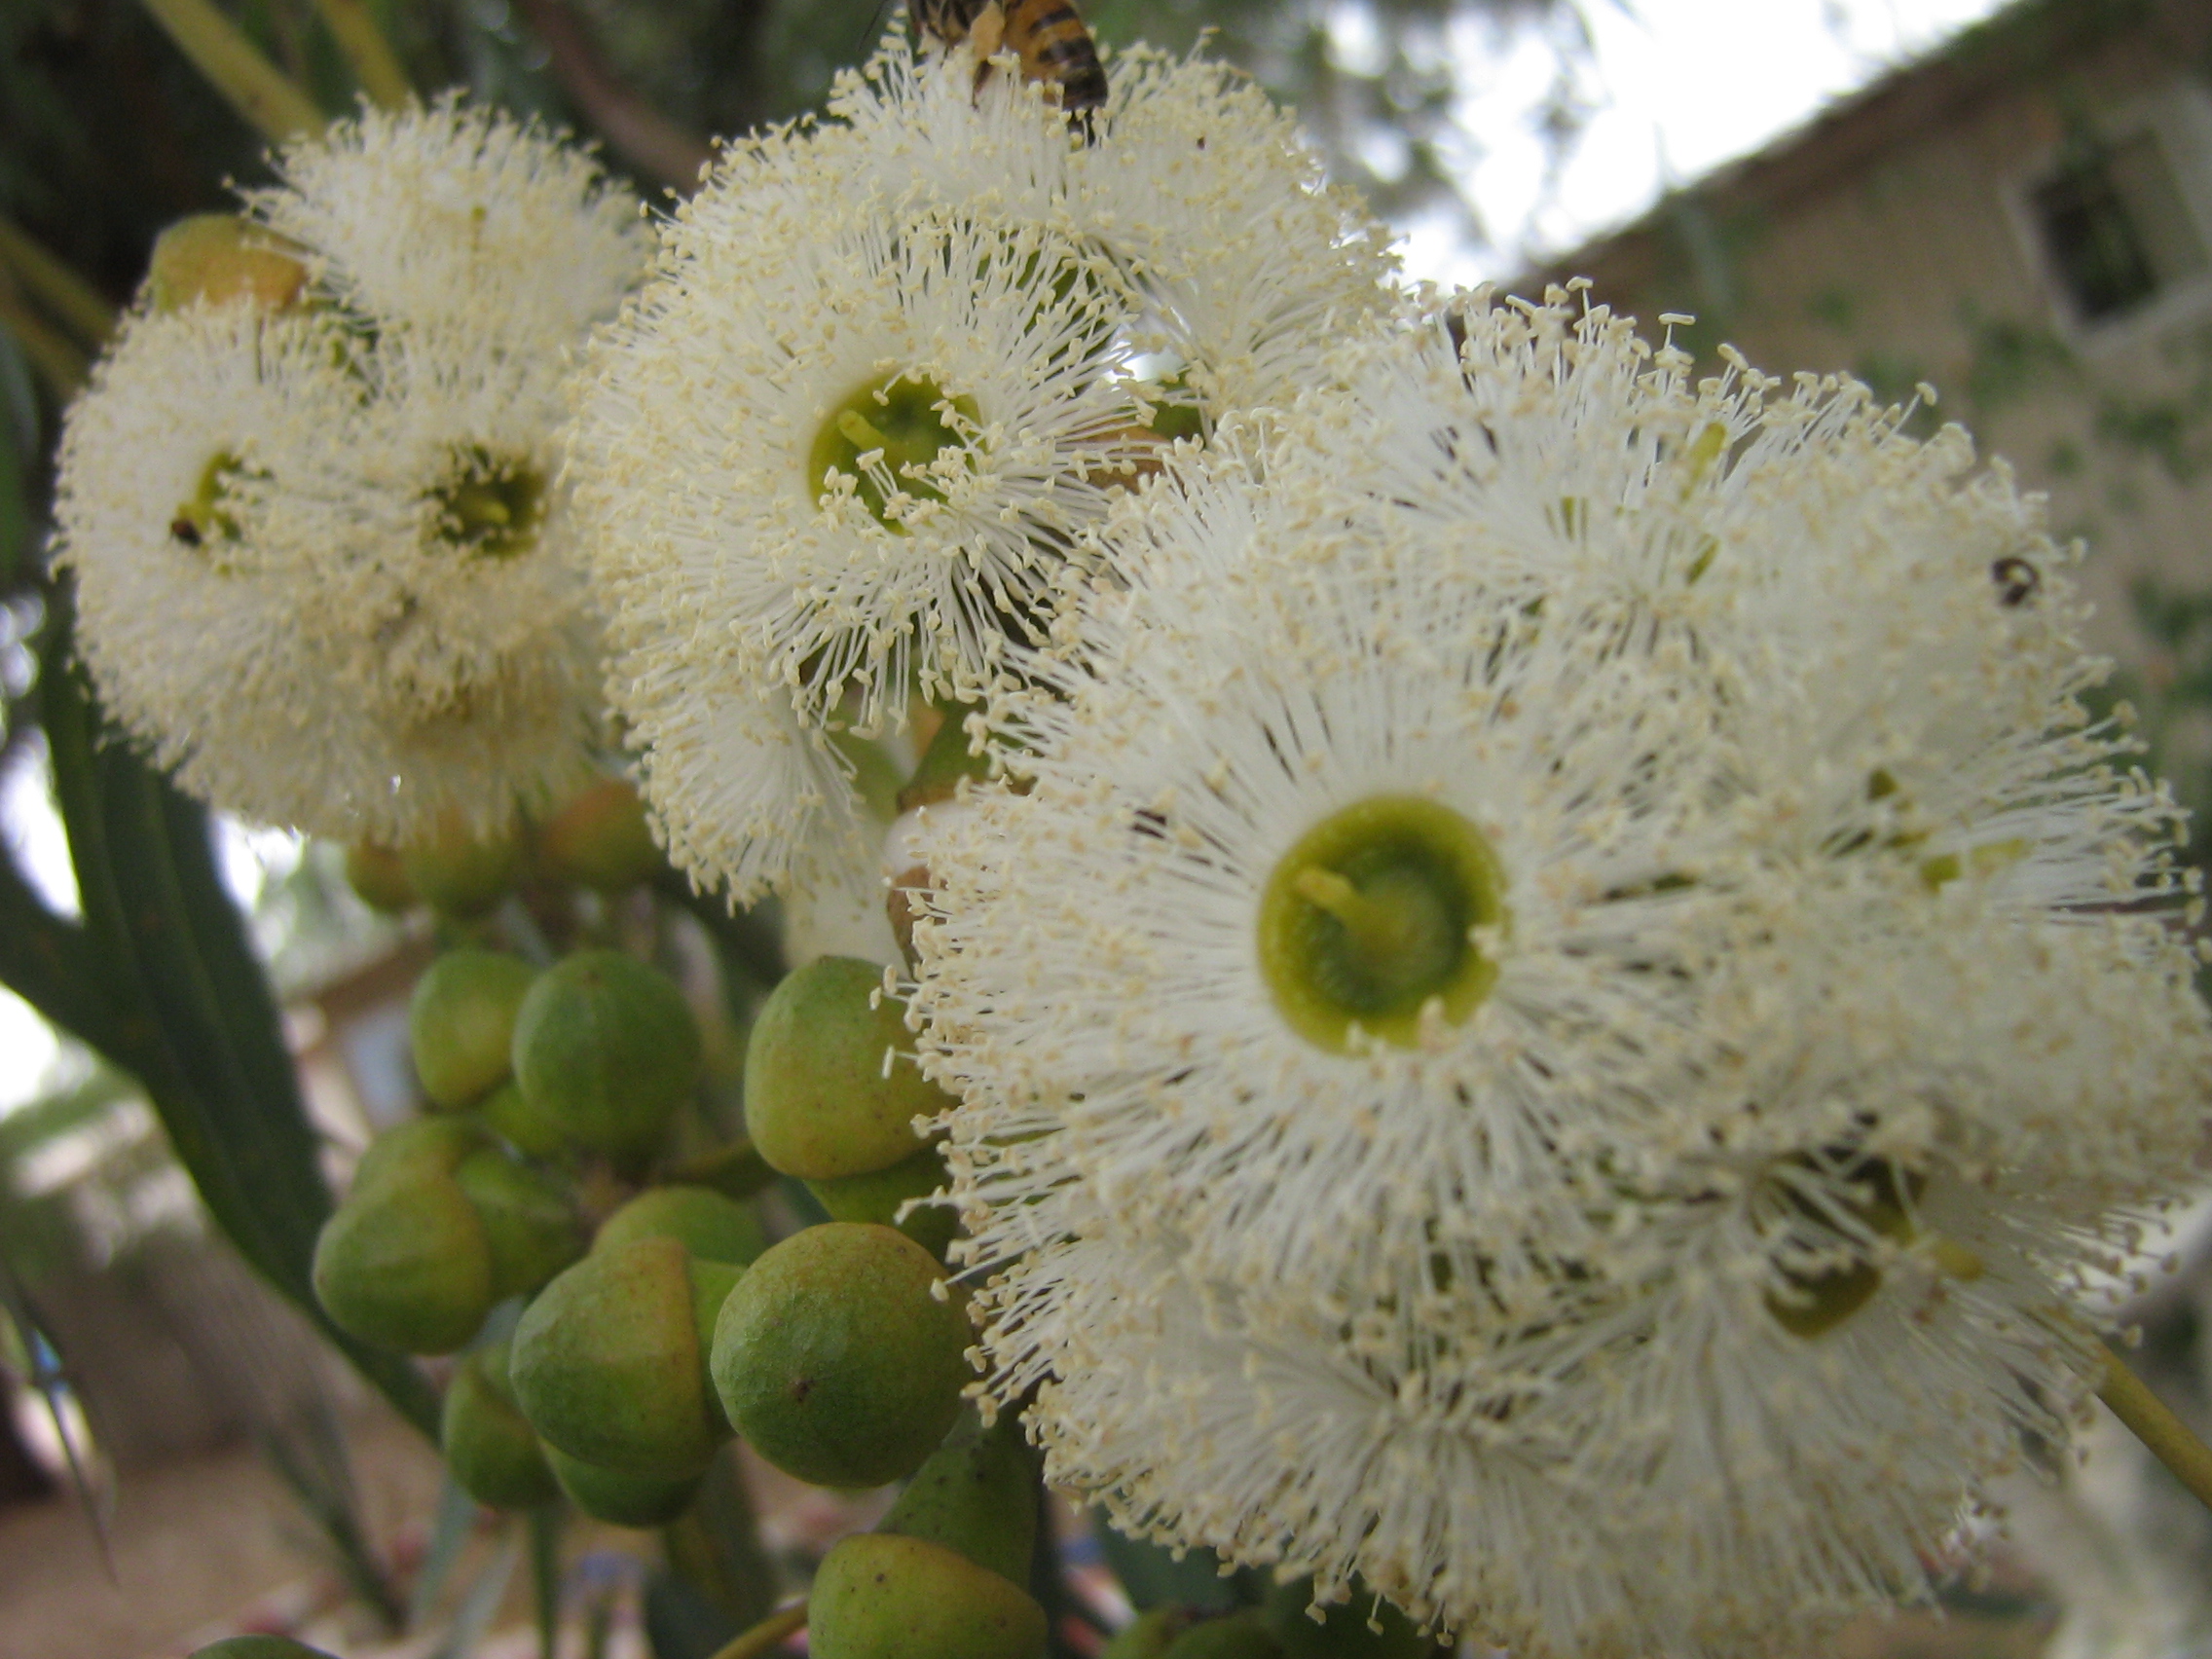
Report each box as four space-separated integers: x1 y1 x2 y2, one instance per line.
1399 0 2013 284
0 0 2019 1116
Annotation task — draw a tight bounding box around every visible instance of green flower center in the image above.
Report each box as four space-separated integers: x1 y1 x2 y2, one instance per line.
169 451 254 549
808 375 980 528
1258 795 1508 1053
1761 1155 1980 1339
430 446 543 559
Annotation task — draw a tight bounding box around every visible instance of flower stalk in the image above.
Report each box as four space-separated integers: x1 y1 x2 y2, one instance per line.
2099 1341 2212 1516
704 1600 806 1659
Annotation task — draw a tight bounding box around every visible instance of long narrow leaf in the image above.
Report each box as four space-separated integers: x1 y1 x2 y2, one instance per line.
35 594 438 1437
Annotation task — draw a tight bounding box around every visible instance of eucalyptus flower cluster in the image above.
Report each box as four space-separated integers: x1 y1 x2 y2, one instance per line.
55 97 644 844
48 19 2212 1659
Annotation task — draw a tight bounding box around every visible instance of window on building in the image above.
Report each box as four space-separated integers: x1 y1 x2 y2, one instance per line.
2030 129 2209 325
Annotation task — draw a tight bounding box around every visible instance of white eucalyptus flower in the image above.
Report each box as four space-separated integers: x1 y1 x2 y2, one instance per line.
574 203 1154 901
247 93 645 354
912 454 1751 1313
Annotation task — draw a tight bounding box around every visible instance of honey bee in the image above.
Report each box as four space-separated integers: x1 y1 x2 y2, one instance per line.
915 0 1108 120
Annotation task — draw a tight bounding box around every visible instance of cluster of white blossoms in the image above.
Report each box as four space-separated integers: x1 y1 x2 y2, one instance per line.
906 298 2212 1654
55 97 644 843
52 19 2212 1656
571 31 1397 903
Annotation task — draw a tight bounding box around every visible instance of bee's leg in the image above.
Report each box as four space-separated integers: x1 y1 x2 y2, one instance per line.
968 0 1007 97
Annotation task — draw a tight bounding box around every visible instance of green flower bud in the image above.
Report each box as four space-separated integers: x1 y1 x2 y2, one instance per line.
806 1145 957 1260
452 1147 584 1300
511 950 702 1160
878 1412 1039 1586
442 1339 559 1510
403 827 523 918
596 1185 765 1267
189 1640 338 1659
479 1077 564 1158
411 949 536 1110
896 707 994 815
1101 1609 1199 1659
1163 1613 1282 1659
149 215 310 313
808 1533 1046 1659
312 1169 493 1355
744 957 951 1180
710 1222 969 1489
351 1116 486 1189
536 779 661 891
344 842 416 913
509 1235 725 1476
1262 1583 1451 1657
544 1442 702 1528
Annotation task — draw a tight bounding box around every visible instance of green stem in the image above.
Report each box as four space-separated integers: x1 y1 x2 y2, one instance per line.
703 1601 806 1659
0 222 115 350
137 0 322 144
307 0 412 108
2099 1341 2212 1515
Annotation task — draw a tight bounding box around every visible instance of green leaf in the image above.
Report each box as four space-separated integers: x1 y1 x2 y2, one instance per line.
1093 1520 1263 1614
32 589 437 1438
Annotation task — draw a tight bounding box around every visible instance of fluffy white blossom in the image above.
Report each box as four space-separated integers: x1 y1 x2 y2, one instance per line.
570 27 1400 904
910 301 2212 1653
57 102 644 843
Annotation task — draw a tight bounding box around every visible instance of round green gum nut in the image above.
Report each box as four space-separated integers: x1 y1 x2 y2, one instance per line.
509 1235 724 1476
710 1222 969 1489
1163 1614 1283 1659
452 1147 583 1300
511 950 702 1160
596 1185 765 1267
809 1533 1046 1659
878 1411 1039 1586
442 1340 559 1509
312 1171 493 1354
149 214 310 313
190 1640 339 1659
403 826 522 919
411 949 537 1109
806 1143 957 1260
1262 1583 1450 1658
537 779 661 891
743 956 951 1180
351 1116 486 1190
344 842 416 913
478 1078 564 1158
544 1442 701 1528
